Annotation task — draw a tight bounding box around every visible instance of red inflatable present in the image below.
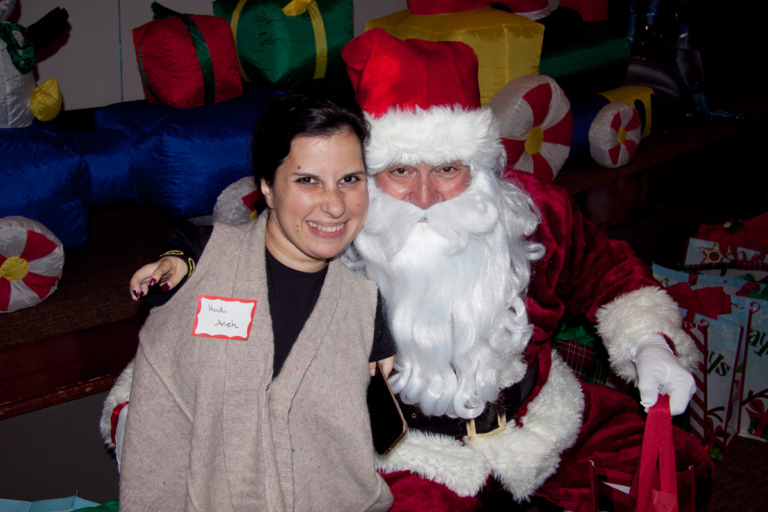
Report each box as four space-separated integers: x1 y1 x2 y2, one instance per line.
133 3 242 109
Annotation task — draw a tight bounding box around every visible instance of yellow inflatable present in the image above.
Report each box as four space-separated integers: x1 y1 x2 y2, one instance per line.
366 6 543 106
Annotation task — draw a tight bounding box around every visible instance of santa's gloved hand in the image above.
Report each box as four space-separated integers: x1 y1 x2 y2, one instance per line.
632 333 695 416
114 403 129 472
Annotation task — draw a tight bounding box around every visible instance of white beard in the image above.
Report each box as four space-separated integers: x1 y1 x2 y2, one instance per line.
347 171 544 419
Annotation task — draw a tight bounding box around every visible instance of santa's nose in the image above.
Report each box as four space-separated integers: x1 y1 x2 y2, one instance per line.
409 177 442 209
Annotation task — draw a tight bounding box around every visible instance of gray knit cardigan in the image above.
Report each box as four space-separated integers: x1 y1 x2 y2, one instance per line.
119 214 393 511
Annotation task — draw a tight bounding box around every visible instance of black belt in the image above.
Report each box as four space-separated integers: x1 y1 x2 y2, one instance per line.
397 354 539 439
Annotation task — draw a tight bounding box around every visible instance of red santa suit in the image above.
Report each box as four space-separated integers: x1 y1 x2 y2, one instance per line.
372 168 712 511
342 29 713 511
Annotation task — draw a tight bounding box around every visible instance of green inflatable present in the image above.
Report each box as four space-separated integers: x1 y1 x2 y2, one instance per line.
213 0 353 89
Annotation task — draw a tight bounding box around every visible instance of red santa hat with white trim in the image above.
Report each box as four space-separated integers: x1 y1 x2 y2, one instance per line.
341 29 506 177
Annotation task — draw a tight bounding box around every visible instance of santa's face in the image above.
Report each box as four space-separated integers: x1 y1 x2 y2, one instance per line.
373 161 472 209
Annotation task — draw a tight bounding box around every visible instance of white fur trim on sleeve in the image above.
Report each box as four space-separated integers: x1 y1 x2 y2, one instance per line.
375 428 491 497
99 359 134 448
596 286 701 384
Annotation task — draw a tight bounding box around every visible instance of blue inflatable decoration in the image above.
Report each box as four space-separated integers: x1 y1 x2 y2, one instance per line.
73 129 137 207
569 94 610 161
95 88 282 218
0 123 90 247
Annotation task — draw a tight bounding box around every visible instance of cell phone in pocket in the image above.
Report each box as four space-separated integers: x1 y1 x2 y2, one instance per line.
367 362 407 455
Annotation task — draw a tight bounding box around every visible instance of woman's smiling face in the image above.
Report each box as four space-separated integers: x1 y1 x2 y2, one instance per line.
261 128 368 272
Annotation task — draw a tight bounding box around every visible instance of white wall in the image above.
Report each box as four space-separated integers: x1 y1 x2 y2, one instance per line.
14 0 406 110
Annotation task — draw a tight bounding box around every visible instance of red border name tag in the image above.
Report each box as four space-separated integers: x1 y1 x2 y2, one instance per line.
192 295 257 340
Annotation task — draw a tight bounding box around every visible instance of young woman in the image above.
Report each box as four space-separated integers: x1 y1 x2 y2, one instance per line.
117 89 394 511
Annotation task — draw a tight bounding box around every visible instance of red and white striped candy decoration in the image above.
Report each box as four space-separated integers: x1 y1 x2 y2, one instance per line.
489 75 572 182
588 102 642 168
0 216 64 313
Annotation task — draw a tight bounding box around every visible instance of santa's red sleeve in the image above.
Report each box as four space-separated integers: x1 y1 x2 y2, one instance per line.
507 170 700 384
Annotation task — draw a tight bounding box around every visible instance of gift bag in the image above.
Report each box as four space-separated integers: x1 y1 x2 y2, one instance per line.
734 293 768 442
683 213 768 280
0 495 100 511
684 237 768 280
653 266 768 443
653 265 752 460
590 395 696 512
666 235 768 443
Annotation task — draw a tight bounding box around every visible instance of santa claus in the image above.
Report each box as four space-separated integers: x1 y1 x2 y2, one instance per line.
104 28 713 511
337 29 712 511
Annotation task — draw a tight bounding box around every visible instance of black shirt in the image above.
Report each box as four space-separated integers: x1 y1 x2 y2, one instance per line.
144 223 395 376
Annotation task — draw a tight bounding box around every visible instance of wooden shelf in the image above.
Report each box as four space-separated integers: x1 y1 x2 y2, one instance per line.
0 318 140 420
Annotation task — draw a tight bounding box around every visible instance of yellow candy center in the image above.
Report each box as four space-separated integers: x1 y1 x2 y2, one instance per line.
525 126 544 155
616 126 627 145
0 257 30 281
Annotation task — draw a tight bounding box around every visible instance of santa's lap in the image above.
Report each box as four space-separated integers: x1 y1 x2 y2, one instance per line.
383 383 714 512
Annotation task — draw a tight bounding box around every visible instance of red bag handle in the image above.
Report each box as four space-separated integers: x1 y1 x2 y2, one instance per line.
635 394 678 512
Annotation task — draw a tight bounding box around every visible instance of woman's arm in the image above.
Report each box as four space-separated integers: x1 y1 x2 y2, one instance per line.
129 224 213 306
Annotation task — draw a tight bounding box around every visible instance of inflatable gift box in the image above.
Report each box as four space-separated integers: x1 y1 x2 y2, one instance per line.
133 3 243 109
213 0 353 90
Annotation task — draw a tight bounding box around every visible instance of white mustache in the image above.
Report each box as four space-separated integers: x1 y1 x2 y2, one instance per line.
361 172 503 260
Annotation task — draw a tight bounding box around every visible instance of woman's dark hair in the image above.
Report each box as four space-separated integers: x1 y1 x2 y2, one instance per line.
251 87 370 184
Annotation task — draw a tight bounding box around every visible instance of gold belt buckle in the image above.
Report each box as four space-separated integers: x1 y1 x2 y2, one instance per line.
466 410 507 442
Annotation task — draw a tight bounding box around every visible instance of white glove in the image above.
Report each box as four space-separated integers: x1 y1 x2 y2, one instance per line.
114 403 129 473
632 333 695 416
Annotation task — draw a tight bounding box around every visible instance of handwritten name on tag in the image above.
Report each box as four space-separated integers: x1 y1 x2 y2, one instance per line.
192 295 257 340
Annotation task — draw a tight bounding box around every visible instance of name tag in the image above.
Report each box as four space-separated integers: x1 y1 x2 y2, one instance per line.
192 295 257 340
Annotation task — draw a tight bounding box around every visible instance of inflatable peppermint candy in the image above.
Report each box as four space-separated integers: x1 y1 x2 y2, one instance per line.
588 102 642 168
212 176 262 225
488 75 572 182
0 216 64 313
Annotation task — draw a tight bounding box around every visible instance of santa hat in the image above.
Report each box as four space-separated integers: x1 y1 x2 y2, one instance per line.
341 29 506 176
